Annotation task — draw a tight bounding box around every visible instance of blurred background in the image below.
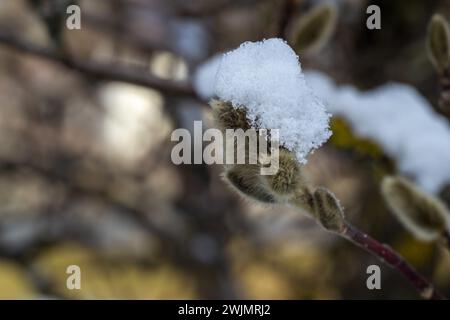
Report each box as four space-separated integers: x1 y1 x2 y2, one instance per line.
0 0 449 299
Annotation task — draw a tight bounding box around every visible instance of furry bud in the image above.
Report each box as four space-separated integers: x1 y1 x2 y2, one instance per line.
313 187 346 232
289 3 337 54
224 165 275 203
263 148 302 198
381 176 450 241
426 14 450 74
209 99 252 131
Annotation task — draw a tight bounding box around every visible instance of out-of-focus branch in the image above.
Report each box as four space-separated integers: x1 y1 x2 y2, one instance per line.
0 31 202 101
0 159 175 245
81 13 173 55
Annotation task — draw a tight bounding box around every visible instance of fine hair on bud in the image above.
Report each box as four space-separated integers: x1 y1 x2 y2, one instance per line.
263 148 302 198
313 187 346 232
381 176 450 241
426 14 450 74
209 99 252 131
289 2 338 54
223 165 276 203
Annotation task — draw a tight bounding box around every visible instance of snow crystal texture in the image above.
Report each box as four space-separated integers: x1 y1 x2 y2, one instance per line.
305 70 450 193
213 38 332 163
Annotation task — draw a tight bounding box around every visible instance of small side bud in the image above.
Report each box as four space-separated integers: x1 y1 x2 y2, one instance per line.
263 149 302 197
289 3 338 54
381 176 450 241
223 165 276 203
313 187 346 232
209 99 251 130
426 14 450 74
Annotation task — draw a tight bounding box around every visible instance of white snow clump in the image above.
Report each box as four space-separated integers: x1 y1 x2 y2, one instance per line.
305 70 450 193
212 38 332 163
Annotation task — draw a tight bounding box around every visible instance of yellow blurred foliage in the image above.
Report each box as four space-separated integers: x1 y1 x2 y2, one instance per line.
433 248 450 285
0 260 36 299
330 118 385 160
230 239 339 299
33 243 197 299
393 234 435 267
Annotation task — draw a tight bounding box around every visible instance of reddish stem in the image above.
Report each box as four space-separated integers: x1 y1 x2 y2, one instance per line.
342 223 445 300
442 230 450 251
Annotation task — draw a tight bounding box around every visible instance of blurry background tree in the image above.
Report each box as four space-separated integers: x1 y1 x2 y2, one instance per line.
0 0 449 299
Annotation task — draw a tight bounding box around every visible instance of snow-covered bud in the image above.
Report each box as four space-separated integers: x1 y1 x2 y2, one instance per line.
210 99 251 131
214 38 331 164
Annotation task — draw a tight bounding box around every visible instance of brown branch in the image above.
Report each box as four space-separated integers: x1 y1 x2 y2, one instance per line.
341 223 445 300
81 13 172 55
0 30 202 101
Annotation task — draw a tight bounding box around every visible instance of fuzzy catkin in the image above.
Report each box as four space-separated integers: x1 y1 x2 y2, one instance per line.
224 165 275 203
382 176 450 241
211 98 304 204
312 187 346 232
263 148 302 198
210 99 252 131
289 2 337 54
426 14 450 74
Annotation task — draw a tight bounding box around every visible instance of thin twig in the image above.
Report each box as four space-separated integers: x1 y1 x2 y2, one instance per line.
0 30 202 101
341 223 445 300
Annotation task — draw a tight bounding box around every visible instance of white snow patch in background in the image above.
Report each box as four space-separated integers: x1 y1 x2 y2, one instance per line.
150 51 188 81
213 38 332 163
193 53 222 100
305 70 450 193
98 83 170 167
